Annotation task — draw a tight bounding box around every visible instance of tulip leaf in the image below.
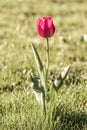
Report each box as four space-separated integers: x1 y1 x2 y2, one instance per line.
30 73 46 113
30 73 43 92
33 90 43 105
31 43 45 85
53 65 71 91
60 65 71 80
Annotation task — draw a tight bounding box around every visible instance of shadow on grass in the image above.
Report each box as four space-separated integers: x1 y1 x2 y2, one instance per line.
53 106 87 130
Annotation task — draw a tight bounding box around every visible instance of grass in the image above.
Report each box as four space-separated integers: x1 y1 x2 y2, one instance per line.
0 0 87 129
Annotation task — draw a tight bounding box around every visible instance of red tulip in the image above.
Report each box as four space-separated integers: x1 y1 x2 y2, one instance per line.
36 16 55 38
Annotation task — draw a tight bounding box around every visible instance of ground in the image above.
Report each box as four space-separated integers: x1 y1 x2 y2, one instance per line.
0 0 87 130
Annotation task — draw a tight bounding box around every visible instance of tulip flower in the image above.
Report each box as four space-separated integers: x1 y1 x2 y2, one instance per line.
30 16 70 116
36 16 55 38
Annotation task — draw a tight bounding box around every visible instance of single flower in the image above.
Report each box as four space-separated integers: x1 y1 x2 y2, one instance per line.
36 16 55 38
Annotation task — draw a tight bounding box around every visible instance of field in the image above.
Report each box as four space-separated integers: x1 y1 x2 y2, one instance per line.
0 0 87 130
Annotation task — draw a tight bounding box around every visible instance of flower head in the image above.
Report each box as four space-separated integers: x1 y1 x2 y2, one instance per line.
37 16 55 38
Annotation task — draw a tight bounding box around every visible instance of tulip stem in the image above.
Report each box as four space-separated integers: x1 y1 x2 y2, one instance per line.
47 37 49 69
46 37 49 83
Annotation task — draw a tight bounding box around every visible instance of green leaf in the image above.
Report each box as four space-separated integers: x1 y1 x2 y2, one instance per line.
30 73 42 92
53 65 71 91
30 73 46 113
31 43 45 88
60 65 71 80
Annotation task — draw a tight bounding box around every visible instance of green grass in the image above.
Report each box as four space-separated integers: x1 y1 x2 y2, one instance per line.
0 0 87 129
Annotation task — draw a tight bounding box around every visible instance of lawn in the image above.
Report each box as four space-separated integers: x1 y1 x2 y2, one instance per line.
0 0 87 130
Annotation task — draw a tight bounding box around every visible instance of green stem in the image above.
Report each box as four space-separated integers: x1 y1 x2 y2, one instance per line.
43 38 50 116
46 37 49 79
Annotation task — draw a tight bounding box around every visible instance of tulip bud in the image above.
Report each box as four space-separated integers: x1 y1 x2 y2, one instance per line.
36 16 55 38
